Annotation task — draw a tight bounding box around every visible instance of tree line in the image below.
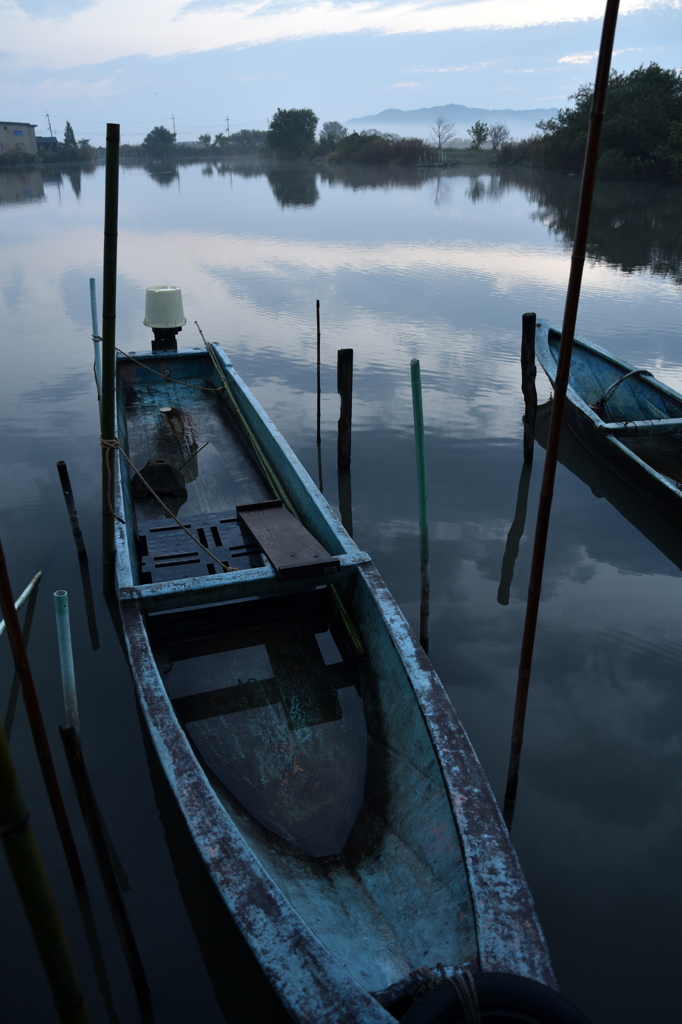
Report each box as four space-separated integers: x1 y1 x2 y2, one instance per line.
500 63 682 180
139 110 512 164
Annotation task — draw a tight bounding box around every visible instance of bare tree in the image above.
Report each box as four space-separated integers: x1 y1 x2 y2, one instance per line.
429 116 457 159
488 122 511 150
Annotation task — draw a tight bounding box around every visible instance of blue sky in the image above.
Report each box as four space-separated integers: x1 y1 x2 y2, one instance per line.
2 0 681 142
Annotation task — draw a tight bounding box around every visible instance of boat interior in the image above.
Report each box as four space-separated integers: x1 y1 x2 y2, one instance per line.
547 328 682 483
116 349 478 1000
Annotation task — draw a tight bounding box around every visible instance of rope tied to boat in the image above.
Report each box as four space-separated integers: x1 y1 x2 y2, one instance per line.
115 347 226 392
592 368 654 421
100 436 237 575
449 970 481 1024
101 437 126 524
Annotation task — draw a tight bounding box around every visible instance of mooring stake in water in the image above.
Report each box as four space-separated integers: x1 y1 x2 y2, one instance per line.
90 277 102 400
504 0 621 809
316 299 322 445
337 348 353 472
521 312 537 465
0 540 85 888
54 591 80 735
410 359 430 652
101 122 120 596
0 717 91 1024
57 461 88 560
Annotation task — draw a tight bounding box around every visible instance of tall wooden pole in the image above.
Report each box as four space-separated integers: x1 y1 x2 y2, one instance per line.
101 123 120 595
410 359 430 652
316 300 321 445
504 0 621 805
0 719 91 1024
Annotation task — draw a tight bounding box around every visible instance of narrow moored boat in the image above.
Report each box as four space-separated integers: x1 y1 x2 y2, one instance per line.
111 319 587 1022
536 318 682 524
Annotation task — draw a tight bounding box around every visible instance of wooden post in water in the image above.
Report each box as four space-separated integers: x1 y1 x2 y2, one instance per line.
504 0 621 807
57 462 87 560
316 300 321 445
521 312 537 464
60 727 151 1007
100 123 120 596
89 278 101 400
410 359 430 652
337 349 353 472
0 540 85 889
0 719 91 1024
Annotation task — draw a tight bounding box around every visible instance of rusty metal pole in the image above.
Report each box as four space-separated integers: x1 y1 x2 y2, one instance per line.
521 312 537 464
101 123 120 596
0 540 85 889
504 0 621 805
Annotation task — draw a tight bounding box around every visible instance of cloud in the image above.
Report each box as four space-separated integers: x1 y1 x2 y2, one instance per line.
558 51 598 64
0 0 674 73
394 81 421 87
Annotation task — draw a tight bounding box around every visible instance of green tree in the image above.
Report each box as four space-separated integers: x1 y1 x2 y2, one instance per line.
467 121 489 150
320 121 347 143
266 108 318 158
142 126 177 157
63 121 77 149
198 133 211 149
535 63 682 178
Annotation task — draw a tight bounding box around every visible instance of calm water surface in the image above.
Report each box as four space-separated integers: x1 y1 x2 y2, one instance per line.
1 159 681 1023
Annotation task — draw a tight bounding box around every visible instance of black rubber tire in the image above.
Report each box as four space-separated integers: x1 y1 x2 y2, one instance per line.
399 973 594 1024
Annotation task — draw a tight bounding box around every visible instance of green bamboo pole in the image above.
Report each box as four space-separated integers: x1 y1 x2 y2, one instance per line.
0 719 91 1023
101 123 120 596
410 359 430 652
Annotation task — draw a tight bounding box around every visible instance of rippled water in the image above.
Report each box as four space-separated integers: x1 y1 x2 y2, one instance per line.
1 159 681 1023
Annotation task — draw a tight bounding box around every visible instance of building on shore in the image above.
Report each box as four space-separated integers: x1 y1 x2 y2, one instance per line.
36 135 59 154
0 121 38 156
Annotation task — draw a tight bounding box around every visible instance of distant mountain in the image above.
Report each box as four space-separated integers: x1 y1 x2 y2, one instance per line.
345 103 558 144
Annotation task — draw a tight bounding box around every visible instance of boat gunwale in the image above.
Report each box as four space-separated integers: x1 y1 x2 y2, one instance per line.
535 319 682 502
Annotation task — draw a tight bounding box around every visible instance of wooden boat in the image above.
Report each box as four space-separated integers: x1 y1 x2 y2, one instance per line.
111 340 572 1022
535 319 682 525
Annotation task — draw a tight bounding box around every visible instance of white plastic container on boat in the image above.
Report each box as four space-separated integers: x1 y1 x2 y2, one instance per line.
143 286 187 328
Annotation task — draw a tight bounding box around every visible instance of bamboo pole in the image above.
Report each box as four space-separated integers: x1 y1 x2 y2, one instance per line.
54 592 80 735
57 462 87 560
316 300 321 445
504 0 621 805
101 123 120 596
521 312 537 464
410 359 430 652
0 540 85 889
60 727 151 1007
0 719 91 1024
89 278 101 399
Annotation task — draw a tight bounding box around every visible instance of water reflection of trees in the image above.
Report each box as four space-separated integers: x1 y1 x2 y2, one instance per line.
265 166 319 208
464 169 682 285
143 163 180 187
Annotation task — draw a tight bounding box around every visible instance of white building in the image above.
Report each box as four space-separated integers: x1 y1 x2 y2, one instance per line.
0 122 38 156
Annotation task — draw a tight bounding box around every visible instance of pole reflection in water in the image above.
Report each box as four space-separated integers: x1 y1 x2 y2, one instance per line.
497 462 533 607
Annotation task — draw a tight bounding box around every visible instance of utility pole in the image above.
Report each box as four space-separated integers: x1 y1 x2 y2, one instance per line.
171 114 176 136
226 116 230 136
46 111 54 137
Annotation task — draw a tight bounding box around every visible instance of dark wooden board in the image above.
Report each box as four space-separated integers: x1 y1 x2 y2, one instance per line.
236 500 339 581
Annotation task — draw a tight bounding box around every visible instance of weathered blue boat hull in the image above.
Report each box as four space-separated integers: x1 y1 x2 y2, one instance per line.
112 342 554 1022
536 319 682 526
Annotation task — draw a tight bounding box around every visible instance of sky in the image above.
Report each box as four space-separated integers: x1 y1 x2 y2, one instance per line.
2 0 681 142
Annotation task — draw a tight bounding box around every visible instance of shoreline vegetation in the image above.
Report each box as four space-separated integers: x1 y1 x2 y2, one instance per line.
3 64 681 180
